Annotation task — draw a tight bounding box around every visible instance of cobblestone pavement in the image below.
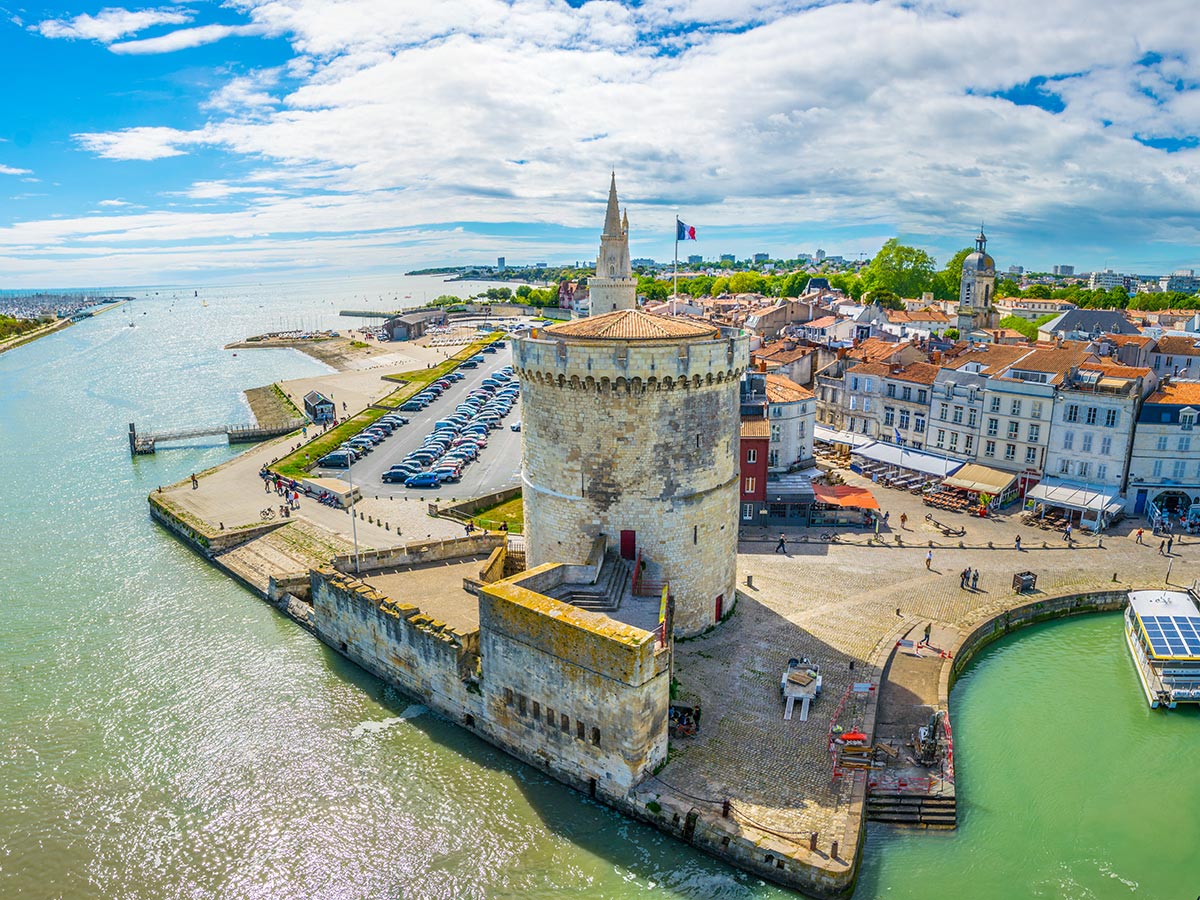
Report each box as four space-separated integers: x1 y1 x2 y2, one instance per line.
660 467 1194 848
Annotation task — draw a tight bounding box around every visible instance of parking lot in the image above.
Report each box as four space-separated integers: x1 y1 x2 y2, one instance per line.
310 343 523 500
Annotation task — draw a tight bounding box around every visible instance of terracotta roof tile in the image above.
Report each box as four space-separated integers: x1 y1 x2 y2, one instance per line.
1148 382 1200 405
1152 335 1200 357
764 373 814 403
545 309 717 342
890 362 940 385
740 417 770 437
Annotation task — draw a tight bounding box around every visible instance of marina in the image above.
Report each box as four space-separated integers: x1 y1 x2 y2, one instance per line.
1123 589 1200 708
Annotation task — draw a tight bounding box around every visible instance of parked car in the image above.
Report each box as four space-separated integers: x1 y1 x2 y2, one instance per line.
511 420 521 432
382 468 419 483
317 451 353 468
482 344 498 353
405 472 441 488
400 401 424 411
460 360 478 368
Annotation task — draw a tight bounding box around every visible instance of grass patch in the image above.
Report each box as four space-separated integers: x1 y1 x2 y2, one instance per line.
470 495 524 533
271 383 303 417
269 332 504 479
349 340 369 349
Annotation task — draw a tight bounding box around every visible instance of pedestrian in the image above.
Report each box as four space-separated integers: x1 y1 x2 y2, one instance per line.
264 478 270 493
293 490 300 509
191 473 198 490
883 511 890 526
1167 535 1174 555
900 512 908 530
1158 540 1165 556
925 549 932 570
1063 523 1072 542
1136 528 1144 545
959 568 968 590
775 533 787 554
923 622 932 645
971 568 979 591
1014 534 1022 551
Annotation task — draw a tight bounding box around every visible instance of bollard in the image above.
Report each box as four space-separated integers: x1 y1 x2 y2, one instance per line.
746 574 753 588
219 522 224 530
809 832 818 851
386 523 390 531
722 799 731 818
831 840 839 860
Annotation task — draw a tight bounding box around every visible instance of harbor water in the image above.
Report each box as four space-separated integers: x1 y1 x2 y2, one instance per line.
1 277 1196 899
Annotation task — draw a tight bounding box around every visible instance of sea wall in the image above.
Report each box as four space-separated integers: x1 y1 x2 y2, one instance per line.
311 569 483 718
941 588 1129 705
149 493 282 556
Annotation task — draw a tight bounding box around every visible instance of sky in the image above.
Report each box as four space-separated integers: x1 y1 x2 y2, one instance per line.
1 0 1200 288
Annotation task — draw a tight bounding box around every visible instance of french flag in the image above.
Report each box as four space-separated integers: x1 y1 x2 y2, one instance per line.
676 219 697 241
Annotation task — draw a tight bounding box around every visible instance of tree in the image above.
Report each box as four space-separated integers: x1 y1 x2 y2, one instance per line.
484 287 512 301
728 271 767 295
944 328 960 340
861 238 936 299
1022 284 1052 299
515 284 532 299
779 272 809 297
998 315 1037 340
994 278 1021 298
711 276 731 296
932 248 973 301
866 289 905 310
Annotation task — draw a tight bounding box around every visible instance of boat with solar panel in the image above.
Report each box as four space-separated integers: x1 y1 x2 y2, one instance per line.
1124 590 1200 708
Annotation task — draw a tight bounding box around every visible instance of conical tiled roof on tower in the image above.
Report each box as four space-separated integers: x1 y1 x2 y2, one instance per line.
603 172 622 237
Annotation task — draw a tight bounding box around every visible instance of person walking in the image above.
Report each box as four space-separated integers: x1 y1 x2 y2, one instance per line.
925 549 932 570
191 473 198 490
923 622 932 645
900 512 908 530
971 568 979 591
775 533 787 554
1136 528 1144 545
883 511 890 526
1167 535 1174 555
959 567 969 590
1014 534 1022 551
1158 539 1166 556
1063 523 1072 542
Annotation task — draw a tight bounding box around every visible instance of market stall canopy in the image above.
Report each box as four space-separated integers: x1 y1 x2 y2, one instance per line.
851 441 965 478
942 463 1017 496
815 424 873 448
1026 479 1123 516
811 484 880 509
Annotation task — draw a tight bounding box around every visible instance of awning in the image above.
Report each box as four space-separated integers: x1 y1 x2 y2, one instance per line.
851 441 965 478
815 425 873 448
812 484 880 509
942 463 1017 496
1025 479 1124 516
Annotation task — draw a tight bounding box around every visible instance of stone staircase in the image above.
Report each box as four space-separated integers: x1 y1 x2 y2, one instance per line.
558 551 631 613
865 791 957 829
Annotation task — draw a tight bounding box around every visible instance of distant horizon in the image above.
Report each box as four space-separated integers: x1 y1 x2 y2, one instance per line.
3 2 1199 287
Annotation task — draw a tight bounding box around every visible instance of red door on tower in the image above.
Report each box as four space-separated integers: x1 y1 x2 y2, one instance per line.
715 594 724 622
619 530 636 560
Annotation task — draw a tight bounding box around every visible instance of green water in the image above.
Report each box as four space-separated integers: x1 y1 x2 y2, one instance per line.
1 280 1196 899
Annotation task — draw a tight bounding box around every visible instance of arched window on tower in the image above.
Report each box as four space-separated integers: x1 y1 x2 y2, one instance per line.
609 264 615 276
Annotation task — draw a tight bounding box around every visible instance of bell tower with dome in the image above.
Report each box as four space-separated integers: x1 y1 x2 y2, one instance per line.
957 228 997 336
587 173 638 316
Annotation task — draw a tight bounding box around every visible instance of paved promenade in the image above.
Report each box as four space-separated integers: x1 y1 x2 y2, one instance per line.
657 467 1189 866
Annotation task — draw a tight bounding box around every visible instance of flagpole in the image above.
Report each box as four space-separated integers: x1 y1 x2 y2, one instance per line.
674 216 680 301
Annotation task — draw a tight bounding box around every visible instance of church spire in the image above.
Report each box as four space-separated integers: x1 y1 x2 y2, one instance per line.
603 172 622 237
976 225 987 253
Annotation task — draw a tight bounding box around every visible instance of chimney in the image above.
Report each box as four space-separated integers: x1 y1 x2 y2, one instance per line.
759 359 767 374
932 350 943 364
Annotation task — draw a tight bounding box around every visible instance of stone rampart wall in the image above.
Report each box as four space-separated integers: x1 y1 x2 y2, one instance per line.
332 533 503 573
311 569 482 717
478 573 670 794
149 495 282 557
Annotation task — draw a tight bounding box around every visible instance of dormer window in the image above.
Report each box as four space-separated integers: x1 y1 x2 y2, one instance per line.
1182 408 1197 431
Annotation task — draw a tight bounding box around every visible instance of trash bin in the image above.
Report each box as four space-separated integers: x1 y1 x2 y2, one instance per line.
1012 571 1037 593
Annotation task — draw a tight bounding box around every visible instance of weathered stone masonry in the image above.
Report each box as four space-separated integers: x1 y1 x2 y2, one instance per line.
515 332 749 636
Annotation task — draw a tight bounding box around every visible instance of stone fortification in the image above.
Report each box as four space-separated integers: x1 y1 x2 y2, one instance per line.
515 312 749 636
478 565 669 795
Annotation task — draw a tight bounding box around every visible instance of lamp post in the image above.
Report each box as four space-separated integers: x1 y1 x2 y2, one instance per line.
346 446 360 574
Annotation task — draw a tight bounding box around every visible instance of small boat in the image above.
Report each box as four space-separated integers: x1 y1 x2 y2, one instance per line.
1124 590 1200 708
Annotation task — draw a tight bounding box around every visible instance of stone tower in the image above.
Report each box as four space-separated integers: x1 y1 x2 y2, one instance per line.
515 309 749 636
588 173 637 316
957 228 996 336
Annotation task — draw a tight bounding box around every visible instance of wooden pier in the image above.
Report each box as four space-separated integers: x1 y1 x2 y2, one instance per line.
129 419 305 455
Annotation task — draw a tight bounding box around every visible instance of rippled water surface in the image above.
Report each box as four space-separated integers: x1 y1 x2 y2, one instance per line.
1 278 1196 899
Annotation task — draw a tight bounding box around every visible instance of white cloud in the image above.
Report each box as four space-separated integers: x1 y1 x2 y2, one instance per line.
35 6 191 43
0 164 31 175
98 199 132 206
25 0 1200 281
108 22 268 54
